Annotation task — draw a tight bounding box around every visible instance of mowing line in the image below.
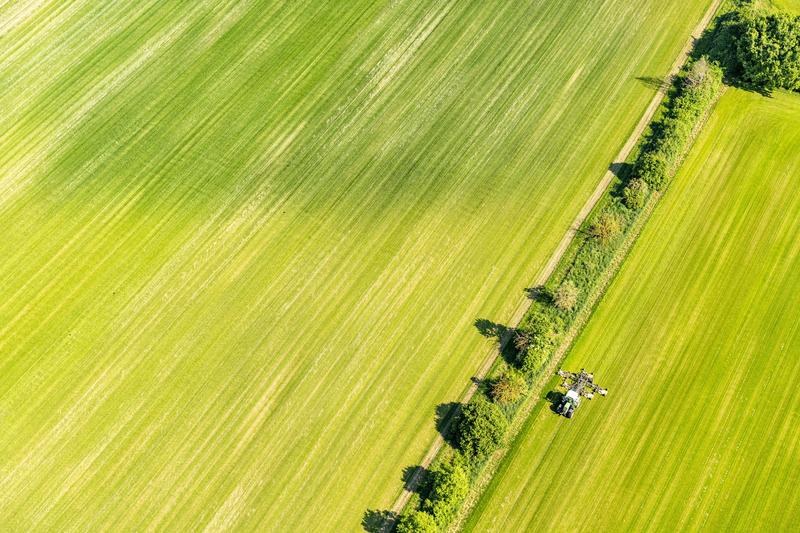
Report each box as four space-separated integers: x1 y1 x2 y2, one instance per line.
388 0 723 519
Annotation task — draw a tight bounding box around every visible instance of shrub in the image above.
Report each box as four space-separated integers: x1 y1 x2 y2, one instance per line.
421 455 469 527
518 310 559 351
623 178 649 210
456 398 508 463
590 211 622 245
553 280 579 311
635 150 669 190
491 369 527 405
396 510 438 533
520 345 549 375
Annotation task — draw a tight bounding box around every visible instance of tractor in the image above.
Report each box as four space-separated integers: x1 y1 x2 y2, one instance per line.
556 369 607 419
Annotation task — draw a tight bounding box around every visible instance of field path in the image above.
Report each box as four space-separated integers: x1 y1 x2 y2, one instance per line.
388 0 723 519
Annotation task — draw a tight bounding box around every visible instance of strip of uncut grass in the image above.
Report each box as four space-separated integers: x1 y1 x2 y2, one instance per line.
465 89 800 532
0 1 711 531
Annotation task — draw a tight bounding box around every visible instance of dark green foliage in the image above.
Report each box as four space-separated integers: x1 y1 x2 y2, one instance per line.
713 5 800 91
623 178 649 210
456 398 508 463
515 310 560 374
518 310 559 350
633 56 722 191
491 369 528 405
395 510 438 533
519 345 549 376
590 211 622 245
421 455 469 527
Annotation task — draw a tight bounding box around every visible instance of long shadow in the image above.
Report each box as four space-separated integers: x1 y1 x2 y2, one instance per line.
498 333 519 368
474 318 507 340
635 75 673 91
524 285 551 303
362 509 396 533
402 464 429 493
545 390 564 416
608 161 636 197
435 402 462 448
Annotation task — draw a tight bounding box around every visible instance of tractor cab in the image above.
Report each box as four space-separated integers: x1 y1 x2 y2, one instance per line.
559 389 580 418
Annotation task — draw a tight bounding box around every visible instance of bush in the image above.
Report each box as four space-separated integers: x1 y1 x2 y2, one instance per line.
590 211 622 245
396 510 438 533
520 345 548 375
623 178 649 210
491 369 527 405
635 150 669 190
456 398 508 463
518 310 559 351
515 309 559 374
421 455 469 527
553 280 579 311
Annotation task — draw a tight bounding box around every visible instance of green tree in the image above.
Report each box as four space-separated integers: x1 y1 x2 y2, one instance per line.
715 6 800 91
456 398 508 463
623 178 649 210
516 310 559 374
636 150 669 190
554 280 579 311
422 455 469 527
590 211 622 245
491 369 527 405
395 510 438 533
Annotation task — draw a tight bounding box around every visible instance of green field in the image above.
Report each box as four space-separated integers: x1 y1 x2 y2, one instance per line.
465 89 800 532
0 1 713 530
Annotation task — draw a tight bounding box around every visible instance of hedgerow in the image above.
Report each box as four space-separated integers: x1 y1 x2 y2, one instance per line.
379 15 745 533
633 57 723 191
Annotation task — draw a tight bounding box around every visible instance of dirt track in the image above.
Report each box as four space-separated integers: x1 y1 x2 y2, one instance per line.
387 0 724 521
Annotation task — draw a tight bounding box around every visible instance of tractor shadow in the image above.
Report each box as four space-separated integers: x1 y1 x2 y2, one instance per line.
546 390 564 415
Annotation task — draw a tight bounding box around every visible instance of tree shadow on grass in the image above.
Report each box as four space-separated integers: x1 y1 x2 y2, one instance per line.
608 162 636 196
635 75 673 92
361 509 396 533
435 402 462 448
474 318 508 340
402 465 429 492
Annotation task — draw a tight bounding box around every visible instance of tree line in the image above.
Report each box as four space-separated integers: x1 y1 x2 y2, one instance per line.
379 2 797 531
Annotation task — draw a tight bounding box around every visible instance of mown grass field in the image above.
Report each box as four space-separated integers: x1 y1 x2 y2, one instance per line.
0 1 713 530
465 89 800 532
